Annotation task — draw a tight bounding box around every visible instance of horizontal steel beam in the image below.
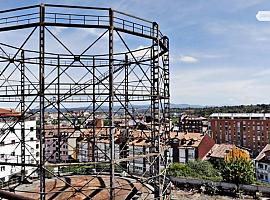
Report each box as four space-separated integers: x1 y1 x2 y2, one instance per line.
0 189 35 200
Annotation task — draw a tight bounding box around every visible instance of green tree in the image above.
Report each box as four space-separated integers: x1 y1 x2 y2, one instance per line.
167 160 222 181
187 160 220 179
51 119 58 125
222 158 255 185
167 163 192 177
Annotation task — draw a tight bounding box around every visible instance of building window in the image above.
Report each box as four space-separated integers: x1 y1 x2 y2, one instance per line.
11 152 15 156
30 137 34 141
188 149 195 159
259 163 263 169
0 166 5 171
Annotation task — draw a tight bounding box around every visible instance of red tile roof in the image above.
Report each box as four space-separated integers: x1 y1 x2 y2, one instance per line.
204 144 235 159
0 108 21 117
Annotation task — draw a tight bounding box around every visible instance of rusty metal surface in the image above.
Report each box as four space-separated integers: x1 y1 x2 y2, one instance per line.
15 175 153 200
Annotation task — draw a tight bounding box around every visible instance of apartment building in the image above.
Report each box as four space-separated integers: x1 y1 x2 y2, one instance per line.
44 125 79 163
178 115 208 133
0 120 38 182
210 113 270 156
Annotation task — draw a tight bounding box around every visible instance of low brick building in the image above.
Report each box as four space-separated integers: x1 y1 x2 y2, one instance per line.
169 132 215 163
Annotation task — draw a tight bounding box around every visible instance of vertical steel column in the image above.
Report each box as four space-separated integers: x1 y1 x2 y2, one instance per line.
20 50 25 182
39 4 46 200
163 37 170 140
124 54 128 125
151 22 161 199
162 36 170 198
108 8 115 200
57 55 61 165
92 56 96 163
121 54 129 170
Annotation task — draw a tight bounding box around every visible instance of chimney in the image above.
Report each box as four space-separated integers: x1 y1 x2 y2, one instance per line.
96 118 104 128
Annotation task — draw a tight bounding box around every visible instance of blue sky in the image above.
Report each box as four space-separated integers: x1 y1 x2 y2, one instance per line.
1 0 270 106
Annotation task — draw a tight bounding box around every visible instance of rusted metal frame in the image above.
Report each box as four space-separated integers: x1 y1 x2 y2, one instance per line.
44 4 109 11
113 48 151 93
39 4 46 200
55 61 126 105
0 27 38 89
56 55 61 166
92 57 96 163
0 56 40 102
0 189 35 200
45 26 73 55
115 30 153 86
108 8 115 200
80 30 108 56
20 50 26 181
43 168 90 199
151 22 161 199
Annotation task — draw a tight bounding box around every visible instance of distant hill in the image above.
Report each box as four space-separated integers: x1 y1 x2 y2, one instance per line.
171 104 270 118
170 104 205 109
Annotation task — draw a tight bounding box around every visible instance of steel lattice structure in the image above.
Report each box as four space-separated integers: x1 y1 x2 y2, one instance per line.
0 4 170 200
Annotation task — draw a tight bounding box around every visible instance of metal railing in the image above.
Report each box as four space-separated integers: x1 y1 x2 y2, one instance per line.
0 4 165 39
0 177 20 189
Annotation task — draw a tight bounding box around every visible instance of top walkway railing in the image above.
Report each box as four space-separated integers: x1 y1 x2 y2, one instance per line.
0 4 164 40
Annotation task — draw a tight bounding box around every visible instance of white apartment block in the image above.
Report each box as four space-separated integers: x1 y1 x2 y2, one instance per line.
0 120 38 182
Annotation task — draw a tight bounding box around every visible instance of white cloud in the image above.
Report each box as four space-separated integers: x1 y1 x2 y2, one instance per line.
51 27 68 36
126 45 151 59
178 55 198 63
170 65 270 105
256 11 270 22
